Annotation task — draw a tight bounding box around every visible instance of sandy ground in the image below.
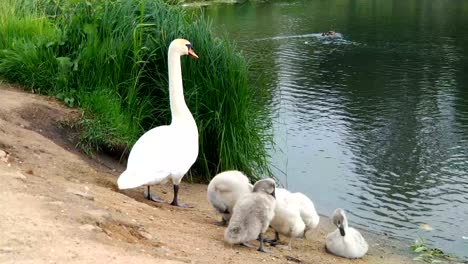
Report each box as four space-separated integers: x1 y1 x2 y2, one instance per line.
0 84 414 264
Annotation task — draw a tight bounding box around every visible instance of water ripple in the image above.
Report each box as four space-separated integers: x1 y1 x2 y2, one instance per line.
206 0 468 259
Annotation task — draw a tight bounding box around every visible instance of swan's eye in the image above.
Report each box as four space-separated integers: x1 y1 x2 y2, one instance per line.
185 43 192 50
338 221 341 224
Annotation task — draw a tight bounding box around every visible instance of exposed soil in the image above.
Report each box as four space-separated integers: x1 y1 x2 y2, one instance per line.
0 84 414 264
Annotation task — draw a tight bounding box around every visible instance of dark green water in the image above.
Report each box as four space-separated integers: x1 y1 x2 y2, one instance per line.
201 0 468 258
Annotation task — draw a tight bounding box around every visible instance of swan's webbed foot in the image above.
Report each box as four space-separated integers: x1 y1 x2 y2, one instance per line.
257 246 272 253
170 184 194 208
264 239 279 246
144 186 164 202
263 231 280 246
170 201 194 208
276 244 291 251
257 233 272 253
214 218 227 226
148 194 164 202
256 237 276 244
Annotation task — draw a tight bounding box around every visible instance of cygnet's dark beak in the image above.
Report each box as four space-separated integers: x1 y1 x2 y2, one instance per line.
188 48 199 59
271 189 276 199
339 225 345 236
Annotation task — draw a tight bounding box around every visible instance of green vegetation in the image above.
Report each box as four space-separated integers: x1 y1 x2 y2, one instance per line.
410 236 458 263
0 0 272 182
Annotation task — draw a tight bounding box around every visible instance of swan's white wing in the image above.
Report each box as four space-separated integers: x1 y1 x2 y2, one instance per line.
118 125 198 189
326 228 368 258
349 228 369 253
271 196 304 237
326 229 344 253
207 171 252 214
291 192 320 229
275 188 291 204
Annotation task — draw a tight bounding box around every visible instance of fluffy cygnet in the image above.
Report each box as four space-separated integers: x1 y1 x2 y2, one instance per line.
269 188 320 250
207 170 253 225
326 208 368 259
224 178 276 253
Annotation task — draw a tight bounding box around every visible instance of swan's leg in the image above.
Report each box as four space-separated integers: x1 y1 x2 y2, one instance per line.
277 238 292 251
170 185 193 208
257 233 271 253
214 218 227 226
264 231 280 246
144 186 164 202
214 211 229 226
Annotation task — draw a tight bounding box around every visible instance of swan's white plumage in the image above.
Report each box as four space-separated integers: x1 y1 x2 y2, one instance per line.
274 188 291 203
207 170 252 222
290 192 320 231
117 124 198 189
224 178 277 252
116 39 198 199
269 188 320 248
326 208 368 259
270 190 304 240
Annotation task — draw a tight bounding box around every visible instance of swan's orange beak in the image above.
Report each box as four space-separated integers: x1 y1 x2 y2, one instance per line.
188 48 199 59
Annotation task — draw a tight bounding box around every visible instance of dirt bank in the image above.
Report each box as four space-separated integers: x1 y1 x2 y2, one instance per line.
0 84 413 264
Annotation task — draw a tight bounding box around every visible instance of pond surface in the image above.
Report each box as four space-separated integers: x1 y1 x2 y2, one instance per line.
202 0 468 258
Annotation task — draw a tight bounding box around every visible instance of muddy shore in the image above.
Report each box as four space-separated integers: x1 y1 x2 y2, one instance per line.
0 84 413 264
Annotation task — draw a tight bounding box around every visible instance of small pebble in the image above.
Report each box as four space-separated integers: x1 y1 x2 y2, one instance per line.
0 247 14 253
66 188 94 201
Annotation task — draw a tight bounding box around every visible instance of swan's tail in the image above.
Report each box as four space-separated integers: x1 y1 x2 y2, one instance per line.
117 170 141 189
306 212 320 229
302 205 320 230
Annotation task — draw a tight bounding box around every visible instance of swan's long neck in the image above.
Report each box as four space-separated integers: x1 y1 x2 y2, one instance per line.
342 214 349 229
168 49 193 124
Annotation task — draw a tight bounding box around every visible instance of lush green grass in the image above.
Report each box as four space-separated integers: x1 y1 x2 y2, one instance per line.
0 1 58 93
0 0 271 182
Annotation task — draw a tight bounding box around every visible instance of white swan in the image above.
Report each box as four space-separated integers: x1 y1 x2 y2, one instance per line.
326 208 368 259
268 188 320 250
269 188 304 250
207 170 253 226
224 178 276 253
117 39 199 207
291 192 320 232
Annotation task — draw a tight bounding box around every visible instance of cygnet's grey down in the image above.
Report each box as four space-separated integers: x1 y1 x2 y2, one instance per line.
224 178 276 253
207 170 253 226
268 188 320 250
326 208 368 259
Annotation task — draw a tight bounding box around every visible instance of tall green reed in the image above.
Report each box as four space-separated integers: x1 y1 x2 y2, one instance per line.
0 0 272 182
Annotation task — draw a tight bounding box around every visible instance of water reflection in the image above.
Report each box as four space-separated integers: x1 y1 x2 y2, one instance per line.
202 0 468 258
